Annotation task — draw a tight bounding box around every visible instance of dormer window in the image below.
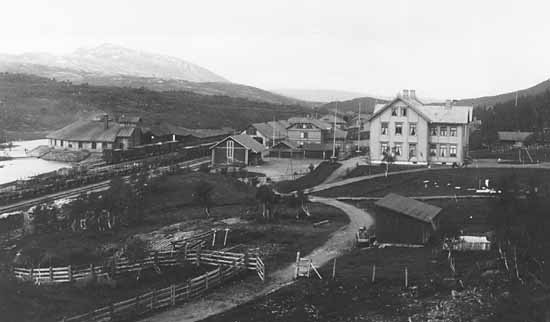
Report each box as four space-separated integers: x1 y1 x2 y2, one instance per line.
391 107 398 116
401 108 407 117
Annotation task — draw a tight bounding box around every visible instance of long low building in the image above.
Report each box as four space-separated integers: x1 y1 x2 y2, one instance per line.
46 115 142 152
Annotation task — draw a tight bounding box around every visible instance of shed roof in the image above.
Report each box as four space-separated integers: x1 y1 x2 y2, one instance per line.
46 119 135 142
497 131 534 142
210 134 267 153
250 120 289 139
375 193 442 224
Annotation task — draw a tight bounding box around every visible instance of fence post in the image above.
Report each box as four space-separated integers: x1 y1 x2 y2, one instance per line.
223 228 229 247
171 284 176 306
404 267 408 288
294 252 300 279
49 266 53 282
205 272 209 290
371 264 376 283
212 229 217 248
90 263 94 278
332 258 337 280
30 268 34 282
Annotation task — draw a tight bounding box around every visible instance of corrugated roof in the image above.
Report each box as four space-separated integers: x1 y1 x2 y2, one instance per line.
46 119 133 142
497 131 534 142
211 134 267 153
375 193 442 224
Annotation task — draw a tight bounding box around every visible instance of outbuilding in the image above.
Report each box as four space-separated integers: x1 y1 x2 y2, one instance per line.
373 193 442 244
210 134 267 167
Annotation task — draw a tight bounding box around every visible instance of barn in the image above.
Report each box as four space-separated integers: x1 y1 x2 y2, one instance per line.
373 193 442 244
210 134 267 167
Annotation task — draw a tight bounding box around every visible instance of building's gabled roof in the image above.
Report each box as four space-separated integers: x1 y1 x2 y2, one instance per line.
319 114 347 124
287 117 332 130
370 97 473 125
210 134 267 153
250 120 289 139
117 127 138 137
272 140 299 150
118 115 142 123
46 119 134 142
497 131 534 142
375 193 442 225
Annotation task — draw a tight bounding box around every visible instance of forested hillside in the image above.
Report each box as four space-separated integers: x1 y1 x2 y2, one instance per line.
0 73 310 140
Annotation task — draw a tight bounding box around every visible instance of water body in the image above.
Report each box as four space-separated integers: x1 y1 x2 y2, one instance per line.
0 139 70 185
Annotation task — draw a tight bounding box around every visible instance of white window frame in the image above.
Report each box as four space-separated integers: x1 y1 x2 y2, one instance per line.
450 144 457 157
381 122 388 135
409 123 416 136
450 127 457 137
226 140 234 162
395 123 403 136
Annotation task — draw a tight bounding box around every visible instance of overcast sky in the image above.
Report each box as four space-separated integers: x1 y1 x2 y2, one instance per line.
1 0 550 99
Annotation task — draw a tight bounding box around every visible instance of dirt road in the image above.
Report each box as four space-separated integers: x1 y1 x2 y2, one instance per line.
138 197 373 322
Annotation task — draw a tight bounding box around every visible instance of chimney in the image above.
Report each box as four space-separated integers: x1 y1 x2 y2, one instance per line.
103 114 109 129
402 89 409 99
410 89 416 100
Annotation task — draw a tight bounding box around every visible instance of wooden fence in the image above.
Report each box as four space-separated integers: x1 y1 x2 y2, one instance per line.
60 264 241 322
13 248 264 284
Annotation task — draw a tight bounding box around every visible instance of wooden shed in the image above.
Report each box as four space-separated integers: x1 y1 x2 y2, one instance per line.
210 134 267 167
374 193 442 244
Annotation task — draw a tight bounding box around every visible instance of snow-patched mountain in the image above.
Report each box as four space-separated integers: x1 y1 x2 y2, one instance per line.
0 44 228 83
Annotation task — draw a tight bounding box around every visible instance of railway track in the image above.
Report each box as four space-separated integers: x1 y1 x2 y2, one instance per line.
0 157 210 214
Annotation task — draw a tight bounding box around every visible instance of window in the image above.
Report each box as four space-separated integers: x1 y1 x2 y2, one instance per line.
78 142 83 149
391 107 398 116
430 127 438 136
393 143 402 156
395 123 403 136
92 142 97 149
440 144 448 157
450 145 457 157
429 144 437 156
381 122 388 135
409 123 416 136
401 107 407 116
440 126 447 136
226 140 234 161
450 127 457 136
102 142 107 149
60 140 64 147
300 132 309 139
409 143 417 158
68 143 73 148
380 142 389 154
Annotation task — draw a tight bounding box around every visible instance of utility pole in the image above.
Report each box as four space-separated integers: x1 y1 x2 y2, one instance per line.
272 116 276 148
332 102 337 159
356 102 361 153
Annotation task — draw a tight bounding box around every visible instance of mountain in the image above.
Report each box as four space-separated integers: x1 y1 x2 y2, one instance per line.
0 73 310 140
319 96 389 116
0 44 310 106
273 89 374 103
0 43 228 83
457 78 550 108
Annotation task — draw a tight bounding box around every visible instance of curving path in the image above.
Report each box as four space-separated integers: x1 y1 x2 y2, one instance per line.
138 197 373 322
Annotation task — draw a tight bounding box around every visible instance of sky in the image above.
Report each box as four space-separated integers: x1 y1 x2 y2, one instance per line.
1 0 550 99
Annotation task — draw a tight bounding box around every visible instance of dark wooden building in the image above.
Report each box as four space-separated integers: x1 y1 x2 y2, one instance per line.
210 134 267 167
374 193 442 244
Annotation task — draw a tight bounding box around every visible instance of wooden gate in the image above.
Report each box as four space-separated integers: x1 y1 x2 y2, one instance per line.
256 256 265 281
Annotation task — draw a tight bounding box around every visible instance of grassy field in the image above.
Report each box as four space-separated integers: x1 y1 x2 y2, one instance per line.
203 246 503 322
0 265 213 322
317 167 550 198
276 161 341 193
343 164 426 179
470 148 550 162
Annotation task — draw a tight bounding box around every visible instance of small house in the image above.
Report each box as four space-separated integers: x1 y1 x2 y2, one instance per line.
210 134 267 167
241 120 290 147
374 193 442 244
497 131 534 148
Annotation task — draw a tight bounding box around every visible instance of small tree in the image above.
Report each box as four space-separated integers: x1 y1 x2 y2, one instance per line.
194 181 214 217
